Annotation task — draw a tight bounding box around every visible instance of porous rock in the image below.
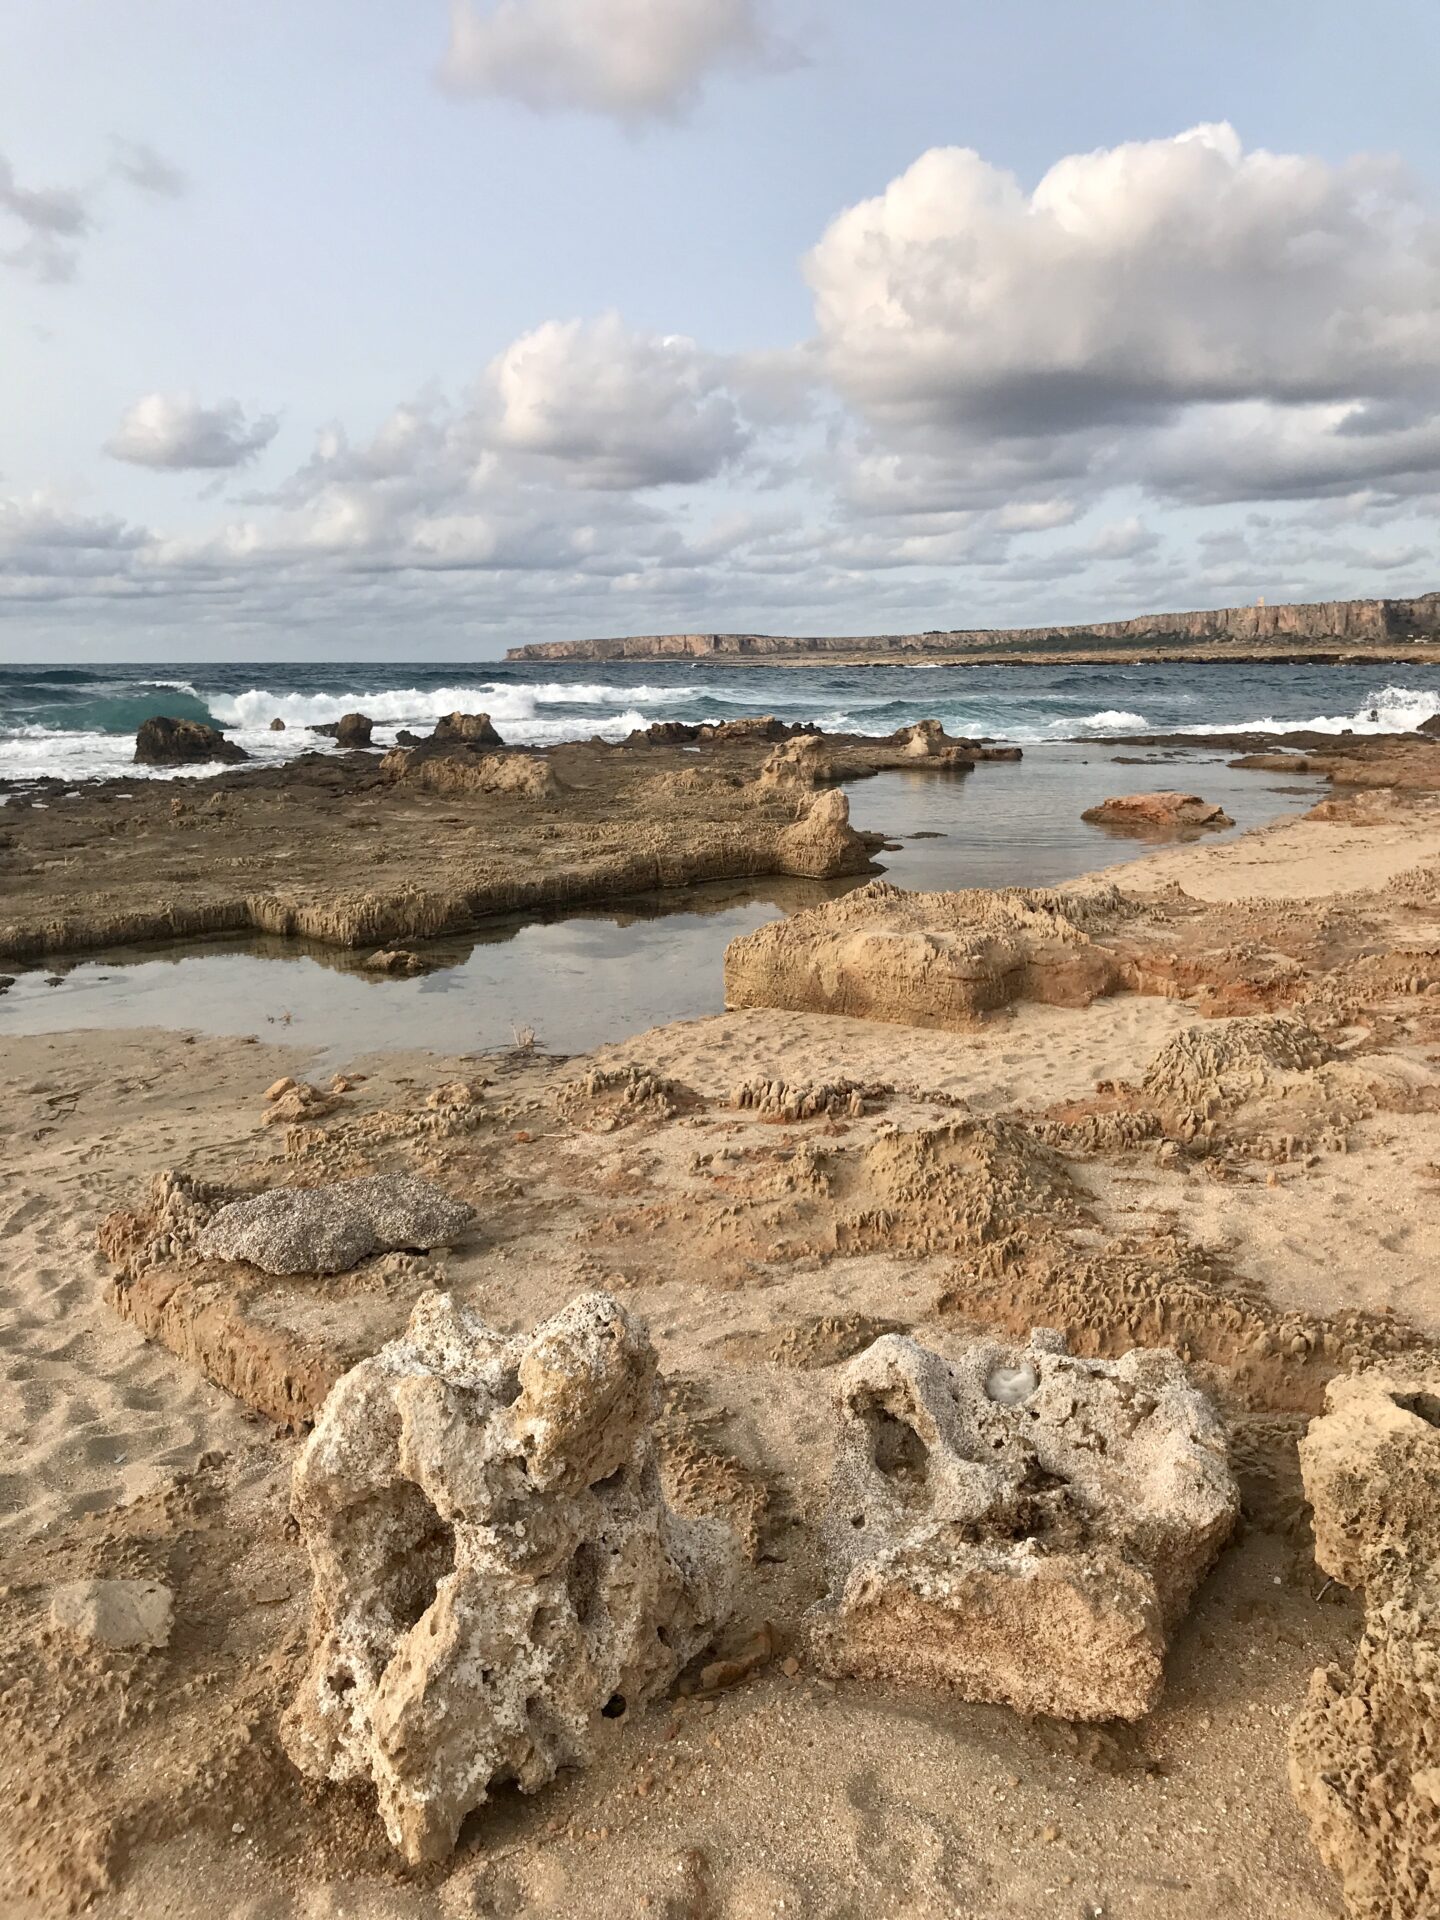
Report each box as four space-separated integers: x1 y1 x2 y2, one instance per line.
282 1290 737 1863
756 735 836 789
724 879 1129 1028
133 716 249 766
1289 1369 1440 1919
772 789 872 879
1081 791 1234 831
50 1578 173 1650
808 1329 1237 1720
197 1173 475 1275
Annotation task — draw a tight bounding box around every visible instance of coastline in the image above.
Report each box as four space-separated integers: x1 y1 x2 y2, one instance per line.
3 719 1440 1913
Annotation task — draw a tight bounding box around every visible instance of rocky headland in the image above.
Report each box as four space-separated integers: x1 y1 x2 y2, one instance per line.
505 589 1440 667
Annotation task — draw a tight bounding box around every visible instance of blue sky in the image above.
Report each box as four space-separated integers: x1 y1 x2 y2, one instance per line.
4 0 1440 659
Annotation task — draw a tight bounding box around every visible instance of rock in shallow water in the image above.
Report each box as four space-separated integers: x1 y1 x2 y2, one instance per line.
197 1173 474 1275
282 1289 737 1864
1081 790 1234 831
807 1329 1238 1721
133 716 248 766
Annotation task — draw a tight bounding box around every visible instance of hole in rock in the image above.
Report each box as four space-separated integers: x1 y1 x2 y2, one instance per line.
383 1480 458 1633
1394 1391 1440 1429
566 1539 601 1626
850 1512 866 1529
592 1466 626 1496
601 1694 627 1719
857 1392 929 1492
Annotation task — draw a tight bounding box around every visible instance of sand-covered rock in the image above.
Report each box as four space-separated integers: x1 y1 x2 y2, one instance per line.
724 879 1128 1027
363 946 430 975
808 1330 1238 1720
431 710 504 745
1290 1369 1440 1919
282 1290 737 1864
133 716 248 766
196 1173 474 1275
1082 791 1234 831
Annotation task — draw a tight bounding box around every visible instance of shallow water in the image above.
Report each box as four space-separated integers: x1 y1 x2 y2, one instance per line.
0 748 1325 1063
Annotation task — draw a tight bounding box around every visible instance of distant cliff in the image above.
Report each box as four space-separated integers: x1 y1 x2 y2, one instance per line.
505 592 1440 663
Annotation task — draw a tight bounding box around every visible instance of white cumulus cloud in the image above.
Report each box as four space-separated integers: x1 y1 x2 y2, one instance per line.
486 314 749 486
806 124 1440 507
440 0 791 122
105 393 280 471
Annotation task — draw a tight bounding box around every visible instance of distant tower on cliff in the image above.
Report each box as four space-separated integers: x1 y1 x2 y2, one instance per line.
1257 595 1265 608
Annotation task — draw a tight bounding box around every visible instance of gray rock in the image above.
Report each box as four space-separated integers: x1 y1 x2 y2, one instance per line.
197 1174 475 1275
50 1577 173 1649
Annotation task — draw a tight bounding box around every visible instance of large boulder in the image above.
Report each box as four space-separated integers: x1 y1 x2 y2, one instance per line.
1081 791 1234 832
431 711 504 745
1290 1369 1440 1920
808 1330 1237 1720
134 716 248 766
196 1173 475 1275
282 1290 737 1864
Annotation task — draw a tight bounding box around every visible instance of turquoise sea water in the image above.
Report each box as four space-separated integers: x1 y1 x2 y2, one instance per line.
3 657 1440 783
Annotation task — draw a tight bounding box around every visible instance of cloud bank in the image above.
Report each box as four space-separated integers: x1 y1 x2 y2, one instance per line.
9 124 1440 651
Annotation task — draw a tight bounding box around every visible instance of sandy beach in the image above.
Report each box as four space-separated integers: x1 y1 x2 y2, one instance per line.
1 717 1438 1917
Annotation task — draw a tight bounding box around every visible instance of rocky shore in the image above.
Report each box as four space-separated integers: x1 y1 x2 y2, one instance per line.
3 717 1440 1916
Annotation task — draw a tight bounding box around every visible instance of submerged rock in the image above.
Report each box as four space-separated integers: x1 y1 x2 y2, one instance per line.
1081 790 1234 832
283 1290 737 1864
808 1329 1237 1720
1290 1369 1440 1920
50 1578 173 1649
134 716 249 766
197 1173 475 1275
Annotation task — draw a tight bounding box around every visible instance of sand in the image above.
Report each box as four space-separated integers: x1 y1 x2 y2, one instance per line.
4 739 1440 1917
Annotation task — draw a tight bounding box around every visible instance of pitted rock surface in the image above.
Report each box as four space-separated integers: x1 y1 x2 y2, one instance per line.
197 1174 475 1275
808 1329 1237 1720
282 1290 737 1863
1290 1369 1440 1920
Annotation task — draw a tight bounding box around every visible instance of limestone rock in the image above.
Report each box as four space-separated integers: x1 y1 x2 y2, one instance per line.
724 879 1128 1028
196 1173 475 1275
1290 1369 1440 1919
363 946 430 976
334 712 373 748
283 1290 736 1863
756 735 836 789
808 1330 1237 1720
1418 713 1440 738
773 789 872 880
1081 791 1234 832
134 716 249 767
431 711 504 745
50 1578 173 1649
383 746 565 800
269 716 286 731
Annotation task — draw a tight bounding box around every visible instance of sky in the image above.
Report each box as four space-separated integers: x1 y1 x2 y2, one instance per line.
4 0 1440 661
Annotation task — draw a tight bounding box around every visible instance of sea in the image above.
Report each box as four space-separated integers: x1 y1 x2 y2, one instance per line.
3 657 1440 784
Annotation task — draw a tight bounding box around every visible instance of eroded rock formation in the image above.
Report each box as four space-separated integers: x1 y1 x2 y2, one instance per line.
282 1290 737 1863
807 1330 1238 1720
1081 791 1235 832
724 879 1129 1028
431 711 504 745
133 716 249 766
1290 1369 1440 1919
